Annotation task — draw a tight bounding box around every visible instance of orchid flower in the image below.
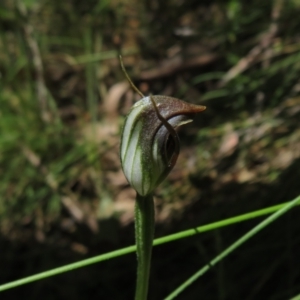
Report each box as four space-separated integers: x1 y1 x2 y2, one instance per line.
119 56 206 300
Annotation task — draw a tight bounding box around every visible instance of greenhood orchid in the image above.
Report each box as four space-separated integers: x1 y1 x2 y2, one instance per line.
120 95 206 196
119 56 206 300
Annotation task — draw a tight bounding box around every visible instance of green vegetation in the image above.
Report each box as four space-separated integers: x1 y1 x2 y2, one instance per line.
1 0 300 299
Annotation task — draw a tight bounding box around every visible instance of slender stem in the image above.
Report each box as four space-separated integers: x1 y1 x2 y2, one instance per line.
134 193 155 300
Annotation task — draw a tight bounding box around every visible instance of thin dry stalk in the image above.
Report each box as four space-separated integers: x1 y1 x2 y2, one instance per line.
15 0 50 122
218 0 283 87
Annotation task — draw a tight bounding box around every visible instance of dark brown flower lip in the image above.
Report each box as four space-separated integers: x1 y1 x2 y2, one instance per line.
152 95 206 118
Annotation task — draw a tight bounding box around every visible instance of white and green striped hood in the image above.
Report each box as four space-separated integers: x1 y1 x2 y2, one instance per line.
120 95 206 196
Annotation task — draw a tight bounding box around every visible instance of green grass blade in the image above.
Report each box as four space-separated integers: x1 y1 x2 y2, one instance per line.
0 245 136 292
164 195 300 300
74 48 138 65
291 294 300 300
0 197 299 292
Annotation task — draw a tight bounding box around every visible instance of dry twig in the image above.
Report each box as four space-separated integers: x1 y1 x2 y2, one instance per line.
218 0 283 87
139 54 217 81
15 0 50 122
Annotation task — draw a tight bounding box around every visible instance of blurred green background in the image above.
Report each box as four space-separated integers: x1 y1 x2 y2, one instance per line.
1 0 300 299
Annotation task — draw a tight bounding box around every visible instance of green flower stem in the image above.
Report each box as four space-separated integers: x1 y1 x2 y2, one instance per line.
135 193 155 300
